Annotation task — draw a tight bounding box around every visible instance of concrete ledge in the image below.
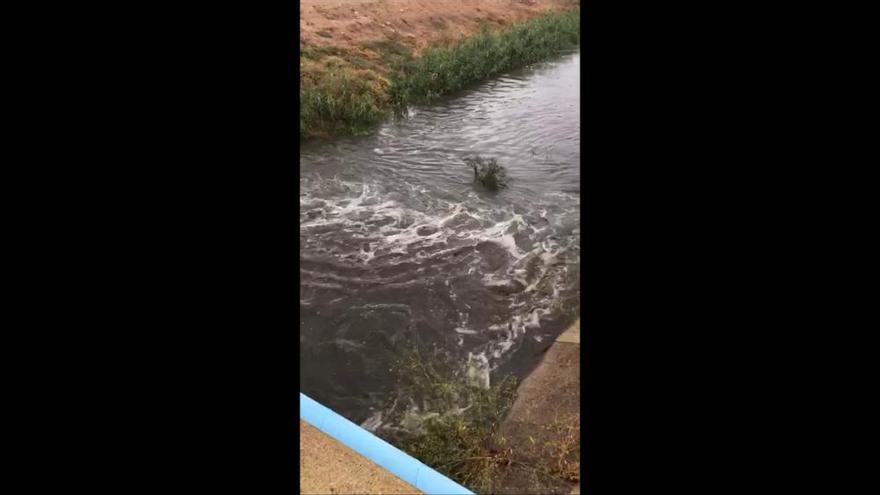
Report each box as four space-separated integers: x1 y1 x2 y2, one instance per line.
495 317 581 494
556 318 580 344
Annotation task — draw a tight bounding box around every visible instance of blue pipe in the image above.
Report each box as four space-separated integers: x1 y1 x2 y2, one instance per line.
300 393 474 495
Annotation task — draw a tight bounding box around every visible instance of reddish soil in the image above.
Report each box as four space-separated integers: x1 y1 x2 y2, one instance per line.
301 0 579 55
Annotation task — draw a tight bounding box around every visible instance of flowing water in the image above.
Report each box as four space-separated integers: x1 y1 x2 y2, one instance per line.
300 49 580 427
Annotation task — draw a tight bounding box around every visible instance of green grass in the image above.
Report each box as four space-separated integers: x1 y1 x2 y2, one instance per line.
379 348 519 494
389 10 580 107
300 8 580 139
380 347 581 494
299 59 390 139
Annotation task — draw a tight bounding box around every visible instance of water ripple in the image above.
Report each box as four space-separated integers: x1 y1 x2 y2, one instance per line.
299 49 580 424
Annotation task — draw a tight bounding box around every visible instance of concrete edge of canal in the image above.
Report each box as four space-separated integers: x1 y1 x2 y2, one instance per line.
497 318 581 494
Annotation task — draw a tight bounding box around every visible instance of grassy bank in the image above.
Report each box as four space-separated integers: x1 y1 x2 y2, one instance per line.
300 8 579 139
373 346 577 494
378 348 520 494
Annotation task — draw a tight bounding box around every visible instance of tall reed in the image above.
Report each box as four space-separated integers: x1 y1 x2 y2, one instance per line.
389 10 579 107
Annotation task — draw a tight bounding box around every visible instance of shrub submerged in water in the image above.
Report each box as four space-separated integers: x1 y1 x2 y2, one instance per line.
465 156 507 191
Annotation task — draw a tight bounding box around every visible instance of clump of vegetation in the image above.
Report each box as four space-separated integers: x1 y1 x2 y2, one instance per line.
300 8 580 139
299 57 391 138
389 9 580 106
378 348 519 494
465 156 508 191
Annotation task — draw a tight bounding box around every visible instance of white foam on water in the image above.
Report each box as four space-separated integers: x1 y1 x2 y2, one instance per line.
466 352 491 389
301 176 579 385
524 310 542 330
360 411 383 432
299 50 582 432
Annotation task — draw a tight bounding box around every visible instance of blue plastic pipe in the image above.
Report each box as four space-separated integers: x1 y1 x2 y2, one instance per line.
300 393 474 495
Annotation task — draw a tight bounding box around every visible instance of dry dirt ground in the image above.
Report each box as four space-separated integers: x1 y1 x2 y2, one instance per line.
300 421 421 494
301 0 580 55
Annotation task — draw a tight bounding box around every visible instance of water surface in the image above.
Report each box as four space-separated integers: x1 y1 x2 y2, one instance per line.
300 49 580 426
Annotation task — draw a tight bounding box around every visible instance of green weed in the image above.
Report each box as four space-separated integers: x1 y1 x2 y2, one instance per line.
380 348 519 494
465 156 508 191
389 10 580 107
300 60 390 138
300 8 580 139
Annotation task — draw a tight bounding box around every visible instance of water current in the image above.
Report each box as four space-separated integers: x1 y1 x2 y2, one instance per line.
300 48 580 428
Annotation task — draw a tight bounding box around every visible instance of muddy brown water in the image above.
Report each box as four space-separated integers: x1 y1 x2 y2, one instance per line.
300 49 580 428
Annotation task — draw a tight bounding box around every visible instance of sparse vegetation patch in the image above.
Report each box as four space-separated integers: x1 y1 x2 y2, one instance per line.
374 348 519 494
